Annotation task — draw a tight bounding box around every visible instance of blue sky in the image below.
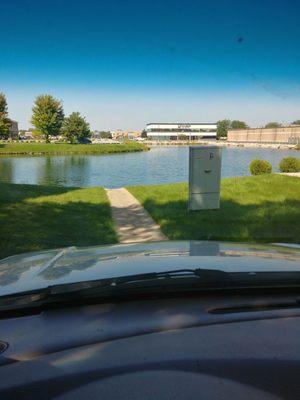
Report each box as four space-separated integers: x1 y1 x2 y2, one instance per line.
1 0 300 129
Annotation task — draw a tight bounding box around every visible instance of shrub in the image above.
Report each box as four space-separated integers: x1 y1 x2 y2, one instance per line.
249 159 272 175
279 157 300 173
178 134 187 140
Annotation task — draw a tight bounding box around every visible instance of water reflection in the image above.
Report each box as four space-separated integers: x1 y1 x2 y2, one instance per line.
0 146 299 188
37 156 89 186
0 158 14 182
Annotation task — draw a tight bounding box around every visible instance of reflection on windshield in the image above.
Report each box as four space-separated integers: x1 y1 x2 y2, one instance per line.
0 242 300 295
0 251 58 286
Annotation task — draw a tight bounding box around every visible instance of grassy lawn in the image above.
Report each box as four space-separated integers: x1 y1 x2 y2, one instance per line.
0 183 117 259
128 175 300 243
0 141 148 155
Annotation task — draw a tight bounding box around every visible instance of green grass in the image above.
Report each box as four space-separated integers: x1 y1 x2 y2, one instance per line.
0 141 148 155
0 183 117 259
128 175 300 243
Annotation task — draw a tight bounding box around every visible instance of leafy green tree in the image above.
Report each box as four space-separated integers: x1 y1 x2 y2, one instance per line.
62 112 91 143
0 92 11 139
31 95 64 143
291 120 300 125
99 131 112 139
216 119 231 139
264 122 281 128
230 120 248 130
0 92 8 115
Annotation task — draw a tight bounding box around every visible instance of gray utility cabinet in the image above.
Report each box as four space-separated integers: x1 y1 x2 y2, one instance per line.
188 146 222 210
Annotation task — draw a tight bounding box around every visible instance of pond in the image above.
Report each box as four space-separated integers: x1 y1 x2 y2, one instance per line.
0 146 298 188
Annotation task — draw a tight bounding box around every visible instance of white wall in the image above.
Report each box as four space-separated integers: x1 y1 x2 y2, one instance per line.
147 123 217 130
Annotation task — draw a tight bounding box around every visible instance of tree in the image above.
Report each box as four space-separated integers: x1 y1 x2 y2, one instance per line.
31 95 64 142
264 122 281 128
291 120 300 126
0 92 11 139
230 120 248 130
178 134 187 141
99 131 112 139
61 112 91 143
141 129 147 138
216 119 231 139
0 93 8 115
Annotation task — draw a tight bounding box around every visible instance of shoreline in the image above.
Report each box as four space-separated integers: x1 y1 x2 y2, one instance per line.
145 140 298 150
0 142 148 156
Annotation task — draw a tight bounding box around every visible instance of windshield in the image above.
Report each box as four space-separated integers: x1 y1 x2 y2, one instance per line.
0 0 300 300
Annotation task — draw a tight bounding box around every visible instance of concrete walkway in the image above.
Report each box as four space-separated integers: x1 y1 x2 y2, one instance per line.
105 188 167 243
278 172 300 178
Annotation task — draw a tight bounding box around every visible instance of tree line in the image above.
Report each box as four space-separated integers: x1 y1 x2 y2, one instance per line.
1 91 300 142
216 119 300 139
0 92 91 143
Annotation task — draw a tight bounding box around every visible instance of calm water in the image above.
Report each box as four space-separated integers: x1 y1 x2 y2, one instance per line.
0 146 298 188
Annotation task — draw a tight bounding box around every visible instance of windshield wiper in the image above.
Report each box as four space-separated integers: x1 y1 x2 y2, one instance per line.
2 269 300 315
50 268 229 294
0 268 228 312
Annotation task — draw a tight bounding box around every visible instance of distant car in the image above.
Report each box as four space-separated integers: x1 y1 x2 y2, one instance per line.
77 137 92 144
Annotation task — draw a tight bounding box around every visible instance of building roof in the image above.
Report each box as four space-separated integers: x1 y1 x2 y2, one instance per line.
147 122 217 125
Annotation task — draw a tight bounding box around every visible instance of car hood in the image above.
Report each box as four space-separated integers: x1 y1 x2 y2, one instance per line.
0 241 300 297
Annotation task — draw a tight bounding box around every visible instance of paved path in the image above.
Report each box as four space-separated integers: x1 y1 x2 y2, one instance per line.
278 172 300 178
105 188 167 243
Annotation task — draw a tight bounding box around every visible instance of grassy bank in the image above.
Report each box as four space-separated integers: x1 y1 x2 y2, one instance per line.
0 183 117 259
0 141 148 156
128 175 300 243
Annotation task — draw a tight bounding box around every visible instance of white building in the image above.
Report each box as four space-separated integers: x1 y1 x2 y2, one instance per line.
146 123 217 141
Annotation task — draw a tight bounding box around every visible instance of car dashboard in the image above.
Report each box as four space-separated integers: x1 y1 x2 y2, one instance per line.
1 292 300 399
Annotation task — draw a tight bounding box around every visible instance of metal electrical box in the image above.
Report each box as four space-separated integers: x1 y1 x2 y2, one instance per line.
189 146 222 211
